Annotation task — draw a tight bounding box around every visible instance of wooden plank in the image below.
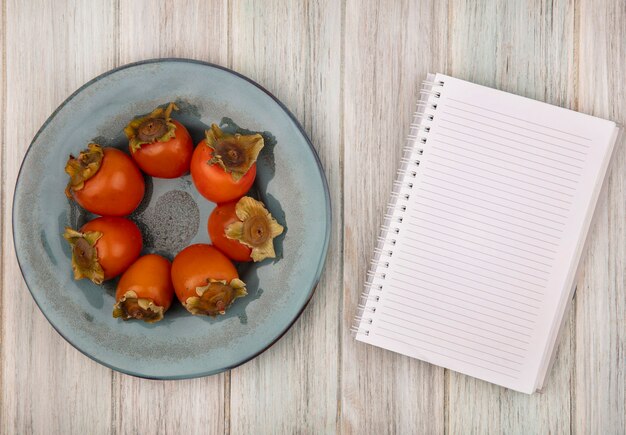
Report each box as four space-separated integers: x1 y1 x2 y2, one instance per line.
1 0 117 434
341 1 448 433
227 0 342 433
118 0 229 62
114 1 229 434
446 0 576 433
2 1 624 433
575 0 625 433
0 0 5 426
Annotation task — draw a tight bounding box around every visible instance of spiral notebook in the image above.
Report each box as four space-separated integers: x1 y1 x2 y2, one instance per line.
353 73 620 394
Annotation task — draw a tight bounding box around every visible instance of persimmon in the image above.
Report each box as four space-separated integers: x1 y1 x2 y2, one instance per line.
63 217 142 284
113 254 174 323
124 103 193 178
65 144 145 216
191 124 263 203
171 244 247 316
208 196 283 262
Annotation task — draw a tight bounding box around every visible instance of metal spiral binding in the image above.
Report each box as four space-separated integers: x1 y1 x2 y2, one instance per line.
352 74 444 337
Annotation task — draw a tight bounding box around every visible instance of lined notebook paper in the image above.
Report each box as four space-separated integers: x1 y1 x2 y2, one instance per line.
354 73 620 394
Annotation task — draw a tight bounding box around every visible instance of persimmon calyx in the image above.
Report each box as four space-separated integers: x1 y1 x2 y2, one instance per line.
184 278 247 316
63 227 105 284
124 102 179 152
225 196 284 262
112 290 165 323
204 124 264 181
64 143 104 198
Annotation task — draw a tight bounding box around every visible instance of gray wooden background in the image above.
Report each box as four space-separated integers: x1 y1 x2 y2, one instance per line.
1 0 624 434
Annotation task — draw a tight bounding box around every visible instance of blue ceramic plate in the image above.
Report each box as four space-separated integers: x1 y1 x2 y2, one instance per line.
13 59 330 379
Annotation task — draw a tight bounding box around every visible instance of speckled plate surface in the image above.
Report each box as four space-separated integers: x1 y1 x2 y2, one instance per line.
13 59 331 379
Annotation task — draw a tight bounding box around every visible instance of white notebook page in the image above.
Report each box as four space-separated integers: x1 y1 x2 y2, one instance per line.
356 74 619 393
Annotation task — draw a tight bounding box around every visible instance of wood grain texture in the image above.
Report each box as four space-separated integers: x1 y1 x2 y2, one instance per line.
1 0 625 433
1 1 117 434
114 1 229 434
118 0 229 62
227 1 342 433
341 1 448 433
575 0 625 433
0 0 6 428
446 1 576 433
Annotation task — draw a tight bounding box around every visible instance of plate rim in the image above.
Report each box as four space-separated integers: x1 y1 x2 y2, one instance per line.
12 57 332 380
